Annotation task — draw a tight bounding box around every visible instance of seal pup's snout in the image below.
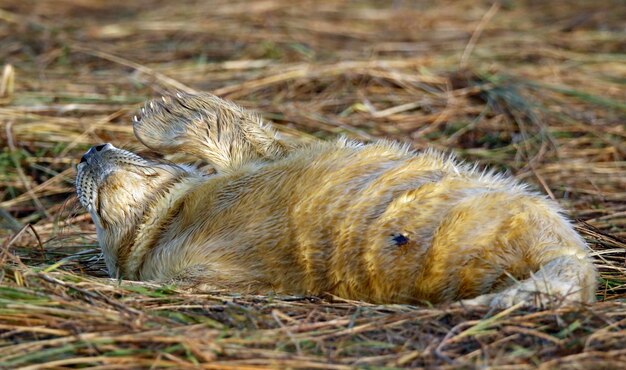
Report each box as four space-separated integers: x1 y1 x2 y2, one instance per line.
80 143 115 164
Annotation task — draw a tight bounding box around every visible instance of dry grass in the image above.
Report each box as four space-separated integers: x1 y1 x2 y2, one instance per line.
0 0 625 368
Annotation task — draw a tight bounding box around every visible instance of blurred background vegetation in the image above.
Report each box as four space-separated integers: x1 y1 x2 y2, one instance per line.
0 0 625 368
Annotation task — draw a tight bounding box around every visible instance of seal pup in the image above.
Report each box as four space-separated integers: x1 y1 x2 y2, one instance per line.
75 92 597 307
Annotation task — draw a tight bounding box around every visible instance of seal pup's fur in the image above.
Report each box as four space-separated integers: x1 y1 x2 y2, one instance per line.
75 93 597 307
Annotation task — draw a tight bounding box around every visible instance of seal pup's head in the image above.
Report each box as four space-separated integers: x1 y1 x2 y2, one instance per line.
76 143 201 277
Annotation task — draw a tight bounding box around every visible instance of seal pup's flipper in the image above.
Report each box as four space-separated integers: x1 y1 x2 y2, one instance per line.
133 92 299 173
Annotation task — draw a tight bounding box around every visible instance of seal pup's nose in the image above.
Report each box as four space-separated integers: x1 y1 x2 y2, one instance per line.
80 143 115 164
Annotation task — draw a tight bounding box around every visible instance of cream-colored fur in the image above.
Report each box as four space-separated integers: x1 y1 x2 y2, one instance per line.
75 93 597 307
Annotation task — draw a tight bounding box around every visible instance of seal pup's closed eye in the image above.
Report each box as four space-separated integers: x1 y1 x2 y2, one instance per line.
75 92 597 308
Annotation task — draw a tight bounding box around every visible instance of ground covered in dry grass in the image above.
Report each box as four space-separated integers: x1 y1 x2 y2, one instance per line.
0 0 625 368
